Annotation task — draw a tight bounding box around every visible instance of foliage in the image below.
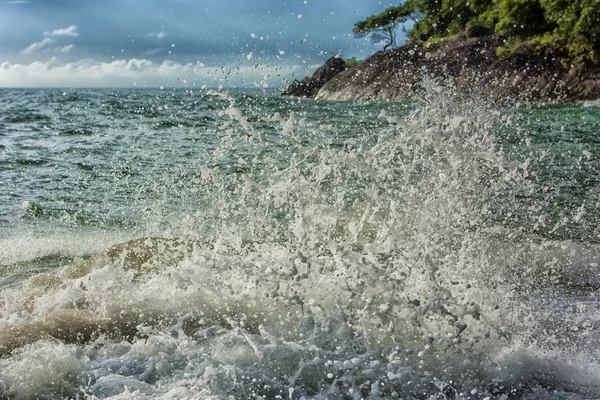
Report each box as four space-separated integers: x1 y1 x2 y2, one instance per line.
538 0 600 64
344 57 364 69
423 33 463 48
495 0 549 37
353 0 420 50
354 0 600 65
495 36 524 58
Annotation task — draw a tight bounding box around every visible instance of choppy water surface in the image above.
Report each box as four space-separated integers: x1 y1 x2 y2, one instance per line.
1 86 600 399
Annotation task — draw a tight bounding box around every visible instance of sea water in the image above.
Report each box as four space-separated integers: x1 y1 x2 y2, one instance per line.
0 84 600 399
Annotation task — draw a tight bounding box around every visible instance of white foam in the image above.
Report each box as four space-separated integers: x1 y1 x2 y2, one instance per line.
1 84 599 399
0 230 132 266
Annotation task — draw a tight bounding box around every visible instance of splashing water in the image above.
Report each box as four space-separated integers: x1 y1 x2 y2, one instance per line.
1 85 600 399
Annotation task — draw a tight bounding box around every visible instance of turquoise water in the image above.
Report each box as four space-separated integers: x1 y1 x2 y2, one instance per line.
1 86 600 399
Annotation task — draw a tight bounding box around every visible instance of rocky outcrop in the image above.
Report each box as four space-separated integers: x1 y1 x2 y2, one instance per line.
287 37 600 103
282 56 346 98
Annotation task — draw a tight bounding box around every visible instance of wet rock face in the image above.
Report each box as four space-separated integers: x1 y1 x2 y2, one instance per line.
307 37 600 103
282 56 346 98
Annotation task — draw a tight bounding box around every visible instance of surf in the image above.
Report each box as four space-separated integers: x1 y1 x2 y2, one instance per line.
0 85 599 399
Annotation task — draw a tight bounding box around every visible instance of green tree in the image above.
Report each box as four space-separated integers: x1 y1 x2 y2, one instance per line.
495 0 549 37
356 0 600 65
537 0 600 64
353 0 420 50
409 0 494 41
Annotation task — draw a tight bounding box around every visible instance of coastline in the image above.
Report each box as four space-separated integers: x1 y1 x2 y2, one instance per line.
284 37 600 103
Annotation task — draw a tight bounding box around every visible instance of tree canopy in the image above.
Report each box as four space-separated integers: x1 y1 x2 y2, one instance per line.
353 0 420 50
354 0 600 65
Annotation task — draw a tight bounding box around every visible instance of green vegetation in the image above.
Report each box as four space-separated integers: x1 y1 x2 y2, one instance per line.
354 0 600 65
344 57 364 69
495 36 524 58
353 0 421 50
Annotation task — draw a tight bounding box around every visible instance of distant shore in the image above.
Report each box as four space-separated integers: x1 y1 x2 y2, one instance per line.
283 36 600 103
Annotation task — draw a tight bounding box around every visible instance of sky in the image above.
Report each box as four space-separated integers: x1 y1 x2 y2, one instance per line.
0 0 405 88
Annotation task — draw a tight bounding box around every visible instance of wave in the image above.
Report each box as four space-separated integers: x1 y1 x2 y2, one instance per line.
1 84 599 399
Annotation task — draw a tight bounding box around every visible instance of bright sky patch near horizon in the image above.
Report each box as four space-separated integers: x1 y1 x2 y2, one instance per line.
0 0 403 88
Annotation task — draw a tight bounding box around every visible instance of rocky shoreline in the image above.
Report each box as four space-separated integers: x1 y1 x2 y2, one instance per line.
283 37 600 103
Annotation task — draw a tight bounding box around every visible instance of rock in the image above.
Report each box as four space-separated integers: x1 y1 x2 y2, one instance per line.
282 56 346 98
310 37 600 103
466 24 491 38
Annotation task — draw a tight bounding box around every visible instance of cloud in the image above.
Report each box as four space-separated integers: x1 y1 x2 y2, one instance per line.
6 1 29 3
148 32 168 40
56 44 74 54
45 25 79 37
22 38 55 54
0 58 313 88
23 26 78 55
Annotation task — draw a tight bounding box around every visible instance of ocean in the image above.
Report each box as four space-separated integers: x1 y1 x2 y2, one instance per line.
1 85 600 399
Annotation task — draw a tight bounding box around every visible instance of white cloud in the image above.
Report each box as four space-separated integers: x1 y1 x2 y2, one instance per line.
148 32 168 40
6 1 29 4
22 38 55 54
56 44 74 54
24 26 78 55
45 25 79 37
0 58 312 88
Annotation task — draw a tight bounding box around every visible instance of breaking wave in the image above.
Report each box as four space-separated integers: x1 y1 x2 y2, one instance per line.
1 84 600 399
